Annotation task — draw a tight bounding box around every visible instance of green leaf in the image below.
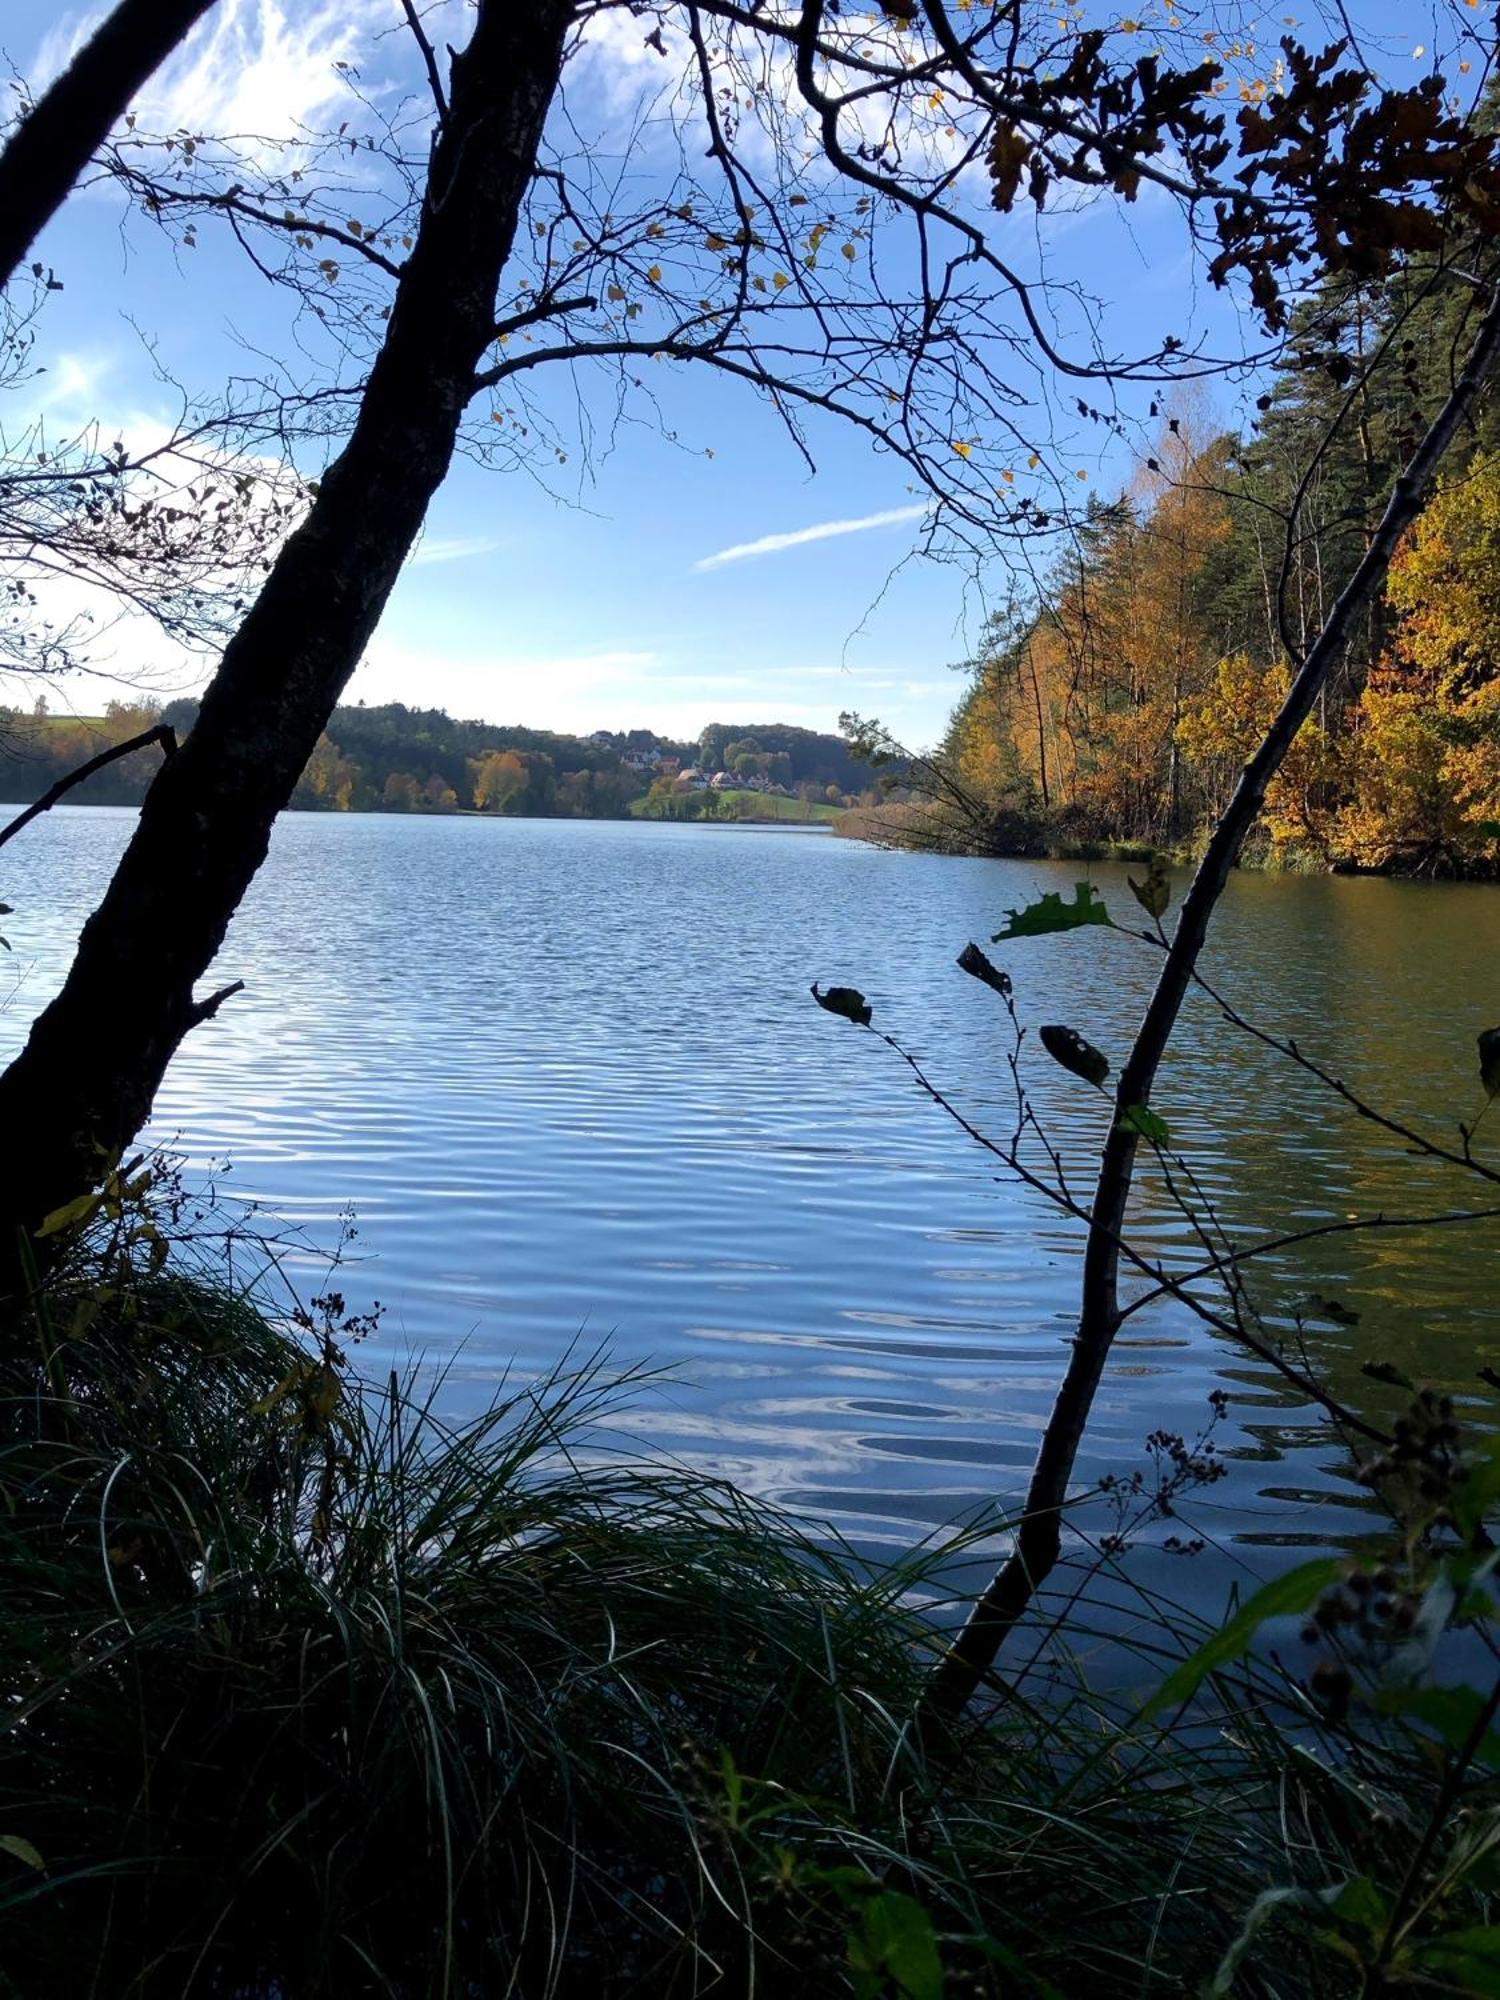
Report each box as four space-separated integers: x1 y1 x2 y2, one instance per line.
36 1190 104 1239
1143 1558 1347 1717
1127 853 1170 921
1118 1102 1169 1145
992 880 1110 940
1374 1686 1500 1768
1324 1874 1389 1937
810 981 871 1027
1454 1437 1500 1542
1039 1023 1109 1087
848 1892 944 2000
955 940 1012 997
1415 1926 1500 1996
0 1836 44 1873
1481 1026 1500 1101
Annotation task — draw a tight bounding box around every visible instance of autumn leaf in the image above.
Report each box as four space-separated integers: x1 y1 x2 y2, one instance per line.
1299 1294 1361 1327
811 981 872 1026
1039 1023 1110 1087
1361 1359 1414 1389
1480 1026 1500 1100
956 941 1012 997
1128 854 1171 921
987 125 1032 213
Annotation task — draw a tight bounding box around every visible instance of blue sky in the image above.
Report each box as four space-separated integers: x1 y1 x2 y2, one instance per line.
3 0 1474 749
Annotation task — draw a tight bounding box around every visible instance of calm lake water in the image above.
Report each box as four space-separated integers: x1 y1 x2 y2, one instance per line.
3 808 1499 1618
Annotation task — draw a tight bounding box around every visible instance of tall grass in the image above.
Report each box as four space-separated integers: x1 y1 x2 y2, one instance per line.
0 1242 1491 1996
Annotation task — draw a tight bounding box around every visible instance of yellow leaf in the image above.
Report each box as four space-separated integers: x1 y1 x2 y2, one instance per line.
37 1192 103 1239
953 440 972 459
647 264 662 283
250 1367 300 1418
841 242 857 260
1028 453 1040 468
772 270 790 289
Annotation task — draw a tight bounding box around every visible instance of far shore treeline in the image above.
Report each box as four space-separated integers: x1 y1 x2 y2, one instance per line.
0 701 875 822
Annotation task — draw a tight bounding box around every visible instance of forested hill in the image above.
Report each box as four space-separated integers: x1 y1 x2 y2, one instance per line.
0 701 868 819
926 256 1500 878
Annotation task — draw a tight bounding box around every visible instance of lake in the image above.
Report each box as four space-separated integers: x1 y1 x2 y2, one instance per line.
3 808 1499 1623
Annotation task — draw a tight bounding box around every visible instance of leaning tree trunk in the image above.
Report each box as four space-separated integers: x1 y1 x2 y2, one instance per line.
0 0 574 1277
0 0 219 292
920 279 1500 1727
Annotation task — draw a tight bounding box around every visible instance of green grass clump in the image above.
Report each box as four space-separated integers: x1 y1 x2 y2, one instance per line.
0 1274 921 1995
1 1239 1493 1997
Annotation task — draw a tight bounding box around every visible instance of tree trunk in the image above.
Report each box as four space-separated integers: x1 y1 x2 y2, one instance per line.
0 0 573 1276
0 0 219 292
920 280 1500 1726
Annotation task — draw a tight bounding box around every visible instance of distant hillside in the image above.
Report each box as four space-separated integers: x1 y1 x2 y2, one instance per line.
0 700 869 820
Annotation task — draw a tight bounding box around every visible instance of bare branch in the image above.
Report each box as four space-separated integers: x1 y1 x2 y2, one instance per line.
399 0 449 124
0 724 176 851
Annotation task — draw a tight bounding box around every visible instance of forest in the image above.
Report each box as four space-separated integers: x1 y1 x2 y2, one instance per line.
928 267 1500 875
0 701 867 817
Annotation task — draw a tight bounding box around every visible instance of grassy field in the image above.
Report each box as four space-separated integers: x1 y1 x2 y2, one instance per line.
630 787 844 824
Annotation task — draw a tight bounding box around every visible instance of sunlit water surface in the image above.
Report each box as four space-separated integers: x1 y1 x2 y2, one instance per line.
4 809 1499 1620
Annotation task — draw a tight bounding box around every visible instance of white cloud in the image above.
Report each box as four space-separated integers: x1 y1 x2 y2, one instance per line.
409 533 505 568
28 350 115 418
693 503 929 572
30 0 390 142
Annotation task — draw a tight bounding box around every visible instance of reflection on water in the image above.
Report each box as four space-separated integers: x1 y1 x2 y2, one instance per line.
3 807 1498 1609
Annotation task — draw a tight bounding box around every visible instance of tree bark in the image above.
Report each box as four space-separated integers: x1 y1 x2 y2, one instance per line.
0 0 219 293
0 0 574 1275
920 280 1500 1726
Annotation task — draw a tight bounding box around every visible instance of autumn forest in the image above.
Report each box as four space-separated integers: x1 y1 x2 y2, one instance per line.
934 265 1500 875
